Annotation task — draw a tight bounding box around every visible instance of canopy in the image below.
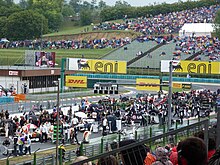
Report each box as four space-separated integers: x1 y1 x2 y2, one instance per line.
179 23 214 37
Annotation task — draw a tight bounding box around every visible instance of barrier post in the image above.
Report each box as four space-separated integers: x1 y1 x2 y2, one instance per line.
80 143 84 156
135 130 138 140
175 122 178 143
34 148 40 165
163 124 166 146
100 138 104 153
149 127 152 147
118 133 121 142
59 147 62 165
6 157 9 165
187 119 190 137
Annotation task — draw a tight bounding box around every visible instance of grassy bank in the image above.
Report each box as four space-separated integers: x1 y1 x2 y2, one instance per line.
0 48 112 66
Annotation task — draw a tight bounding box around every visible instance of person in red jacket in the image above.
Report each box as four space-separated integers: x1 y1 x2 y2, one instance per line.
169 146 178 165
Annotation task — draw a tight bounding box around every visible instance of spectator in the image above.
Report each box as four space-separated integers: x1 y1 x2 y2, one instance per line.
24 135 31 155
177 137 207 165
5 110 9 119
97 155 119 165
17 134 24 156
208 148 220 165
151 147 173 165
72 156 92 165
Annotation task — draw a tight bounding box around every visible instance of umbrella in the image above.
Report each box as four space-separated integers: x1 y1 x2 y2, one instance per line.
23 123 38 130
0 38 9 43
75 112 87 118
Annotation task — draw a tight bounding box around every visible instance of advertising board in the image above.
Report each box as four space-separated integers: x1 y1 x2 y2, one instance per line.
136 79 160 91
67 58 127 74
161 60 220 74
65 76 87 88
35 52 56 67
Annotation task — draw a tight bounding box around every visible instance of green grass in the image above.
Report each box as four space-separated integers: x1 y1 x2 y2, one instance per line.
45 18 127 37
162 86 188 93
45 25 93 37
0 48 112 66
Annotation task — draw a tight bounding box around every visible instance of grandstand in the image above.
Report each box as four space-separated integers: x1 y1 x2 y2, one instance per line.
102 40 157 62
129 42 176 69
199 54 220 62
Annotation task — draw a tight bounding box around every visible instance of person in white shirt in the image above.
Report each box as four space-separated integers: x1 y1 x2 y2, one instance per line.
40 123 48 143
24 135 31 155
71 115 79 127
102 117 108 136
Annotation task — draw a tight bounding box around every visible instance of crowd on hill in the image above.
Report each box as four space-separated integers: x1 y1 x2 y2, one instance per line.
173 35 220 61
0 37 132 50
93 5 220 35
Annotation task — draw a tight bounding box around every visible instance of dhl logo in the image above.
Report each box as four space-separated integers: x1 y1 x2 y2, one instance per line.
68 79 86 84
65 76 87 88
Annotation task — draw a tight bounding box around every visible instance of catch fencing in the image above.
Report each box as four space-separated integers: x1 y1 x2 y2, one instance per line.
4 119 210 165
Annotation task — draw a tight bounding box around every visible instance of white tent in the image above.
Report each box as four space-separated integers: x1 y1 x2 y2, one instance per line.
179 23 214 37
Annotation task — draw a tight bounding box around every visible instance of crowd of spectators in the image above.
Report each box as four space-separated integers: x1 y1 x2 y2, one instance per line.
73 136 220 165
173 35 220 61
93 5 220 35
0 37 132 50
0 88 219 163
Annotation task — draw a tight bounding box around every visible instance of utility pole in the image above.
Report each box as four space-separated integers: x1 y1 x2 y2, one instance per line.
217 106 220 148
168 61 173 131
54 81 60 165
40 19 43 50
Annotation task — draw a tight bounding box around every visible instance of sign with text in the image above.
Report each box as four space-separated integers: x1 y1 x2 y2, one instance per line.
161 60 220 74
172 83 182 89
67 58 127 74
136 79 160 91
65 76 87 88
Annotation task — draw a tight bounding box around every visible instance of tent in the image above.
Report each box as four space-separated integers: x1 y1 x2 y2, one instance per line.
179 23 214 37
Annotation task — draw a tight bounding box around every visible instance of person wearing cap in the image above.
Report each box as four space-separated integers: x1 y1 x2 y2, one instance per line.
152 147 173 165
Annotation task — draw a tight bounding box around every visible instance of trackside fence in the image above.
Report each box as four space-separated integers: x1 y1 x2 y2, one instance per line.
5 119 209 165
71 119 209 165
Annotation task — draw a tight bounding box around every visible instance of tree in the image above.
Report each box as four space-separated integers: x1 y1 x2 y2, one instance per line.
44 11 63 31
214 10 220 38
30 0 64 13
81 1 92 10
19 0 29 9
0 16 7 37
91 0 97 10
5 10 48 40
115 0 130 7
62 4 75 17
69 0 82 13
98 0 107 9
80 9 92 26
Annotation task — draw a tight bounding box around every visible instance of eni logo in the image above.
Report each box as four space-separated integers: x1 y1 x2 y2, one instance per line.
94 61 118 73
187 63 212 74
68 79 86 84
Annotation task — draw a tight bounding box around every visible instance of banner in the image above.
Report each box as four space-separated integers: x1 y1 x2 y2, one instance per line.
67 58 127 74
65 76 87 88
136 79 160 91
161 60 220 74
172 83 182 89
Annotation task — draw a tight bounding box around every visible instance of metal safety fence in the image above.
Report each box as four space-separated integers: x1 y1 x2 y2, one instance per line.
72 119 209 165
4 119 210 165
